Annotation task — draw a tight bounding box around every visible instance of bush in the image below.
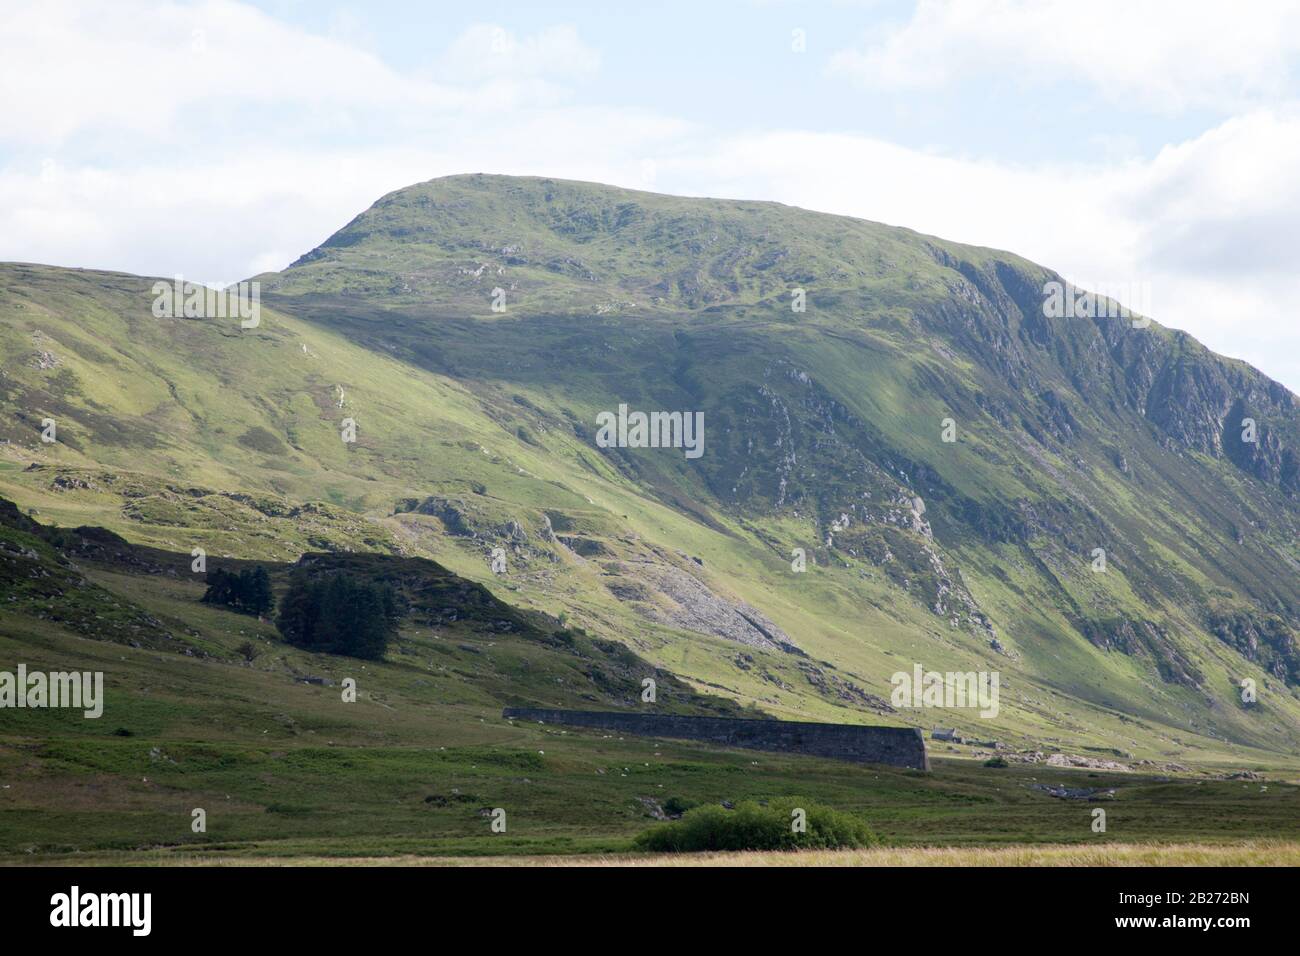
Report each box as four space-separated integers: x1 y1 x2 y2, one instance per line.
275 570 403 660
634 797 877 853
983 755 1009 768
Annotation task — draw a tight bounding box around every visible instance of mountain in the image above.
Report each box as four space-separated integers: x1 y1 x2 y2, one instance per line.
2 174 1299 773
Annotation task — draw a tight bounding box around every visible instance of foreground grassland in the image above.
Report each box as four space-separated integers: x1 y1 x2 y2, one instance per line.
23 841 1291 867
3 570 1298 863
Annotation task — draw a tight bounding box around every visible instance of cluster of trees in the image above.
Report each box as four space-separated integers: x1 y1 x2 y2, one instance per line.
201 566 274 617
275 571 403 660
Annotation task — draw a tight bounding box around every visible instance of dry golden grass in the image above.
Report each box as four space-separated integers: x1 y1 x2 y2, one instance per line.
43 840 1299 867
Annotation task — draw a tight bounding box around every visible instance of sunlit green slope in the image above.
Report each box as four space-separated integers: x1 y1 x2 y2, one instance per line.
3 174 1299 767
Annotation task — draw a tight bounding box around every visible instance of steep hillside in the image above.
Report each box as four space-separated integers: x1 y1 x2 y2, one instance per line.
0 497 729 716
3 500 1298 860
2 175 1299 770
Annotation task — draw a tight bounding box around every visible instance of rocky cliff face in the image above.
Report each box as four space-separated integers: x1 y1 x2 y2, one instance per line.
926 254 1300 493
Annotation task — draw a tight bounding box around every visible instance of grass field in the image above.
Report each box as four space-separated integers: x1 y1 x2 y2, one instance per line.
8 842 1297 867
3 526 1299 865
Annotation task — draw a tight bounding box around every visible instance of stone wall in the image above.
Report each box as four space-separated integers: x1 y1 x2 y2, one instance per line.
501 708 929 770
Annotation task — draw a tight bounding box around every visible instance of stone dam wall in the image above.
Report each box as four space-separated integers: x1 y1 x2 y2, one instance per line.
501 708 929 770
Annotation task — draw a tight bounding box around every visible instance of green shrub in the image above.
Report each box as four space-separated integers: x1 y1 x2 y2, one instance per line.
662 796 696 818
983 756 1009 768
634 797 876 853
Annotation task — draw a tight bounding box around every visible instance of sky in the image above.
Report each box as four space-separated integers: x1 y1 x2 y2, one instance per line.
3 0 1300 390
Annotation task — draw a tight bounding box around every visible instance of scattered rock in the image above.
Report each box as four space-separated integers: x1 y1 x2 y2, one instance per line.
1031 783 1116 801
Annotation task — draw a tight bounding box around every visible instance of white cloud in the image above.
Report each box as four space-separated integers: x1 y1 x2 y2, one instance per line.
0 2 604 148
0 1 463 147
434 23 600 81
828 0 1300 112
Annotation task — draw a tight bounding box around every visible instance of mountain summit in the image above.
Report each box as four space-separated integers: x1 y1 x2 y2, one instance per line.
3 174 1298 764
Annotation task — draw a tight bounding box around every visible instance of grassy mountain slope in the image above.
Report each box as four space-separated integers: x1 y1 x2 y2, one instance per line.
2 507 1297 859
2 175 1299 776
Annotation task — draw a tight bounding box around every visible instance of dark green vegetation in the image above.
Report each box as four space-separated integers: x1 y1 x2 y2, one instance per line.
202 566 274 617
2 175 1299 858
276 569 401 660
635 797 878 853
